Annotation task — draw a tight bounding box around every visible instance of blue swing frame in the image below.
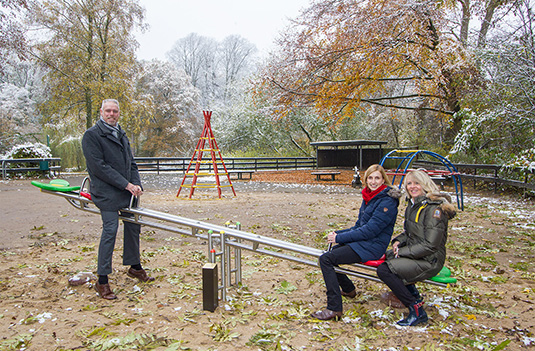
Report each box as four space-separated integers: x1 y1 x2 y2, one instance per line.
379 150 464 210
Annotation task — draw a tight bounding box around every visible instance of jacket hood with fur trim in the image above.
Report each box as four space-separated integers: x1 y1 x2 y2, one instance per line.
425 192 457 219
387 186 402 200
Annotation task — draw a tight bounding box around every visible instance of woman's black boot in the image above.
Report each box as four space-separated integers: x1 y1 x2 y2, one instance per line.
406 284 422 303
397 301 428 326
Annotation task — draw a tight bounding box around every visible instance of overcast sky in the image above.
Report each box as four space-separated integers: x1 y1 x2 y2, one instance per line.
135 0 311 61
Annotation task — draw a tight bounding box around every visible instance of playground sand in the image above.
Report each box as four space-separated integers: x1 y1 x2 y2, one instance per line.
1 172 534 350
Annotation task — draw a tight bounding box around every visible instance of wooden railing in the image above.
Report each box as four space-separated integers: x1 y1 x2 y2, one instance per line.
134 156 317 174
4 156 531 193
1 158 62 178
412 160 535 192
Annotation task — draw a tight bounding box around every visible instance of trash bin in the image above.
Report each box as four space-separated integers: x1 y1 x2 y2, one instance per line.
39 160 50 171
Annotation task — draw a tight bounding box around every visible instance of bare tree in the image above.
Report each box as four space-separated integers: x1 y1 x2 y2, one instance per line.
450 0 519 48
166 33 217 105
219 35 257 101
167 33 257 107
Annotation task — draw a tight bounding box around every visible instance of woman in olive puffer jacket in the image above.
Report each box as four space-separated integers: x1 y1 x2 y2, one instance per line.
377 170 456 327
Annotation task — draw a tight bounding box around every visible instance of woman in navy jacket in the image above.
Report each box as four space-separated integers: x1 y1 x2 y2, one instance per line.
311 164 401 320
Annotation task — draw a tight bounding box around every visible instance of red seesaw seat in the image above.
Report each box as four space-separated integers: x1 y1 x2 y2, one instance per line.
363 255 385 267
79 191 92 200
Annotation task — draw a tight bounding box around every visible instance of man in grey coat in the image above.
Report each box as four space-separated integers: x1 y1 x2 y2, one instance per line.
82 99 154 300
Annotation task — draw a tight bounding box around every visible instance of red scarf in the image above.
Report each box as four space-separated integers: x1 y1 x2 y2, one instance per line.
362 184 387 204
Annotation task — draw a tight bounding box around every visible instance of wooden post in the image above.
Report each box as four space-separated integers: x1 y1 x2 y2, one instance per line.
202 262 218 312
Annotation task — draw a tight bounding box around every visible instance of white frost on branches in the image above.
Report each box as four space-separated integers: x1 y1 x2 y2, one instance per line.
504 148 535 173
0 83 34 125
2 142 51 159
450 109 485 154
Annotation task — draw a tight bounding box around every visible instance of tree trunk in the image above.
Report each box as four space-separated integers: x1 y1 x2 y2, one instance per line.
85 12 94 130
459 0 471 45
477 0 500 48
85 90 93 130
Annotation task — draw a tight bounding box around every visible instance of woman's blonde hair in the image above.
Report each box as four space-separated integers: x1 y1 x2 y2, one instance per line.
403 170 439 198
362 164 392 188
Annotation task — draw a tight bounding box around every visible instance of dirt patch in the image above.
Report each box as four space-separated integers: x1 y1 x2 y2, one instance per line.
1 171 534 350
251 169 357 185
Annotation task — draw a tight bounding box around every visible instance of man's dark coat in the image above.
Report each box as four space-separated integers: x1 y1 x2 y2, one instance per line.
82 120 141 211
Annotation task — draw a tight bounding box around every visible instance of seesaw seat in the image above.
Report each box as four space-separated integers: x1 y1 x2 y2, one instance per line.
31 179 81 192
362 256 457 283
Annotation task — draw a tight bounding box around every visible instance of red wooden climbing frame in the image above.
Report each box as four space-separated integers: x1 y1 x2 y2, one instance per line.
177 111 236 198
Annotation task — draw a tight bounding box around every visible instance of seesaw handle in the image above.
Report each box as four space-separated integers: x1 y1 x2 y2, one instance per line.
129 194 139 208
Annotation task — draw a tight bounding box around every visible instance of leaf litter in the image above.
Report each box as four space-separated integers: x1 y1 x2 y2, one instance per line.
0 173 534 350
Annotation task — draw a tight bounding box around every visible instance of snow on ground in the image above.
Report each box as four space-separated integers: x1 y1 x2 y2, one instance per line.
464 192 535 229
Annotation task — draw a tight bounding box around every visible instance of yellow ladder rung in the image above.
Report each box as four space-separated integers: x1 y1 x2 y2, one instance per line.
192 185 233 189
181 183 228 187
186 172 215 176
194 160 223 164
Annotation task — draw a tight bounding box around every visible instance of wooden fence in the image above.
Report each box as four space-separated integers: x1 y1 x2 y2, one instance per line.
133 156 317 174
1 158 61 179
2 156 533 193
413 160 535 192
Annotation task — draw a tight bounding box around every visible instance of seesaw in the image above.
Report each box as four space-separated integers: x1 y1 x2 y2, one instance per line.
33 178 455 301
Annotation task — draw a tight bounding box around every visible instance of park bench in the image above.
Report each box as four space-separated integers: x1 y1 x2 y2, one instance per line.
1 158 61 178
227 170 255 180
311 170 341 181
429 174 451 190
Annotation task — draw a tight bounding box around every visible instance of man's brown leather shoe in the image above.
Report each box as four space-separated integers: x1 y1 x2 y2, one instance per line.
127 267 155 282
341 289 357 298
311 309 343 321
94 282 117 300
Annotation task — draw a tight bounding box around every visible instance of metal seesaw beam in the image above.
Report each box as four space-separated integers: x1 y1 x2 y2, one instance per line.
40 188 449 300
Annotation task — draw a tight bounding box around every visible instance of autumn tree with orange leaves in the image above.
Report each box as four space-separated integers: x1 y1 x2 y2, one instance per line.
260 0 482 146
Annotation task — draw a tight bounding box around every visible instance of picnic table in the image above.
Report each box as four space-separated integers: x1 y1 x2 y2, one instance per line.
228 170 255 180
